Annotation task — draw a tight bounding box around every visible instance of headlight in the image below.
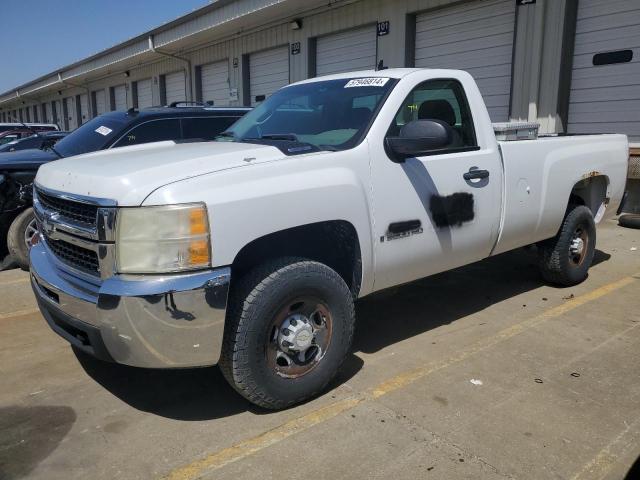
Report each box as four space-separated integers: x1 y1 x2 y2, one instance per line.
116 203 211 274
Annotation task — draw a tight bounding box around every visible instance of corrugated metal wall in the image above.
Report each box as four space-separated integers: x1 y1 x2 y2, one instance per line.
1 0 594 136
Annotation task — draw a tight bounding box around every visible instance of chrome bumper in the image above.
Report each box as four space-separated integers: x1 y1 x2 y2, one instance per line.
30 241 230 368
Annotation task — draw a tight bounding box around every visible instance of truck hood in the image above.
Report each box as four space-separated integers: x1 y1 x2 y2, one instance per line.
35 140 285 205
0 148 58 171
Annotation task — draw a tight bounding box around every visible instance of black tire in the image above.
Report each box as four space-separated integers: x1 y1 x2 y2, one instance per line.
618 214 640 230
538 205 596 286
220 258 355 410
7 208 37 270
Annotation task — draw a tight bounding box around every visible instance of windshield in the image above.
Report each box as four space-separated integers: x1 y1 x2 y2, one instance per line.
219 77 396 152
54 114 130 157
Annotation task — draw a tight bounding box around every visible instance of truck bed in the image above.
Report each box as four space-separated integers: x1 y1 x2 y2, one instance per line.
492 134 629 256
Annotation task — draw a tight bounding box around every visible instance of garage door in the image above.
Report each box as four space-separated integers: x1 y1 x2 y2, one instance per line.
53 100 63 127
136 78 153 109
165 71 186 105
94 90 106 116
201 60 229 106
113 85 127 111
78 94 89 124
568 0 640 142
316 25 377 77
65 96 76 130
414 0 516 122
249 46 289 106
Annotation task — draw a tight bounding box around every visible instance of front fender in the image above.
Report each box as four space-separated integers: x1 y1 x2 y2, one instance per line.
144 151 375 296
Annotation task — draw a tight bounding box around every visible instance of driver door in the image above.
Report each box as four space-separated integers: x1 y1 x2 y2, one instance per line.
369 78 503 291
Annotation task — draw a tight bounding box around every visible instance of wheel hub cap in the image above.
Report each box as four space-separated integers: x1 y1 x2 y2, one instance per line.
570 237 585 256
278 314 314 353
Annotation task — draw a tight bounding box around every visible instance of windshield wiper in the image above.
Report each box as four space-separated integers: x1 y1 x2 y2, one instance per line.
257 133 298 141
217 131 236 138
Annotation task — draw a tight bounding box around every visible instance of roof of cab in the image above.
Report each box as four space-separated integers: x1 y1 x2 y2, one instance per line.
292 68 467 85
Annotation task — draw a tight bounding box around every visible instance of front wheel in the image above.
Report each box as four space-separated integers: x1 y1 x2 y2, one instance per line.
220 258 355 409
7 208 38 270
538 205 596 286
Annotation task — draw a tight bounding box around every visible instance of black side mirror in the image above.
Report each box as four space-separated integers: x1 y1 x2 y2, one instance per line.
385 119 452 163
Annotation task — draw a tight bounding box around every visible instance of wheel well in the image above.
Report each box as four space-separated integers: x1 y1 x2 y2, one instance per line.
569 175 609 221
231 221 362 297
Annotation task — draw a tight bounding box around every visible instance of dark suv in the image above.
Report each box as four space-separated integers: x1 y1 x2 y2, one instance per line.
0 105 250 269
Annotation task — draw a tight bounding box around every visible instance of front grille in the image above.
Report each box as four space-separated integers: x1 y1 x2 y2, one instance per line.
44 234 100 276
36 189 98 227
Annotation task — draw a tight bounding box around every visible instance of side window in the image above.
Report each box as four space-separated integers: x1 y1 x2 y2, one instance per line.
388 79 477 150
181 117 239 141
113 119 181 148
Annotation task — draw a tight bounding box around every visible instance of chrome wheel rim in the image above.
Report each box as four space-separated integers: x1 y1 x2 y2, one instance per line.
24 218 38 249
569 226 588 267
266 296 333 379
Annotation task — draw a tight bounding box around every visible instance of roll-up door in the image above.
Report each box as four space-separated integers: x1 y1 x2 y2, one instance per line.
316 25 377 77
165 71 186 105
52 100 63 127
201 60 229 106
64 97 74 130
78 94 89 124
136 78 153 109
568 0 640 142
94 90 106 116
414 0 516 122
113 85 127 111
249 46 289 106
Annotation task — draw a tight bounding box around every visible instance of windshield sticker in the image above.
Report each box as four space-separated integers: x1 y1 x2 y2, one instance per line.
344 78 390 88
95 126 113 136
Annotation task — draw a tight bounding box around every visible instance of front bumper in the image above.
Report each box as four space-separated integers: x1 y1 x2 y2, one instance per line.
30 241 231 368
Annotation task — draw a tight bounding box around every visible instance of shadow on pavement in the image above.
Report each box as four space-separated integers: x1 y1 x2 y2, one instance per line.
75 247 610 419
74 348 363 421
0 405 76 480
353 248 610 354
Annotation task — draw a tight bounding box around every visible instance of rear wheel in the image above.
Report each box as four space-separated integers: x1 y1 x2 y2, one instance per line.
538 205 596 286
7 208 37 270
220 258 355 409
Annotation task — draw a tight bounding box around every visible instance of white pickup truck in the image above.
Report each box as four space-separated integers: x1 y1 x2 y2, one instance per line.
30 68 629 409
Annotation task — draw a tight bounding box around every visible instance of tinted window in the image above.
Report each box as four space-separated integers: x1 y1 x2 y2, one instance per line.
388 79 477 150
55 114 130 157
181 117 239 141
113 119 181 148
0 135 18 145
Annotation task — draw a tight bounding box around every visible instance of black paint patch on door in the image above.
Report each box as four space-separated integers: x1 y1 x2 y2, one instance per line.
429 193 474 228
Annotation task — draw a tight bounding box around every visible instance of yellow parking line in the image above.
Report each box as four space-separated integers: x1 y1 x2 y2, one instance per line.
0 307 41 320
164 274 638 480
165 275 638 480
166 397 364 480
570 415 640 480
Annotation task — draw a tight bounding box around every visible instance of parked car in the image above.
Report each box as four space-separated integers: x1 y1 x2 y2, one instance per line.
0 127 61 146
0 105 250 269
0 123 59 134
0 131 68 153
30 69 628 409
